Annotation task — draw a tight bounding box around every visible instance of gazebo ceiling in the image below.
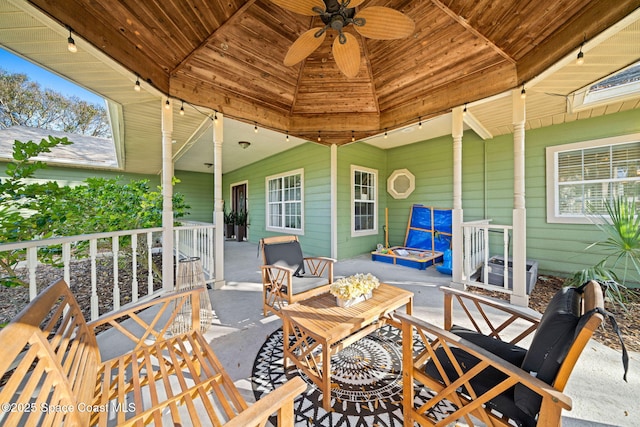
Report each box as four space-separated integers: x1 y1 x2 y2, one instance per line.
28 0 640 145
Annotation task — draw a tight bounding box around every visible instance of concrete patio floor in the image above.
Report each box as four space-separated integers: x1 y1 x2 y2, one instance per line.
204 240 637 426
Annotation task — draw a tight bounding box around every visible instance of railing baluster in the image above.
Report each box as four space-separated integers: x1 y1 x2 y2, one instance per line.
131 233 138 303
27 247 37 301
147 232 153 296
62 242 71 285
90 239 98 320
113 236 120 311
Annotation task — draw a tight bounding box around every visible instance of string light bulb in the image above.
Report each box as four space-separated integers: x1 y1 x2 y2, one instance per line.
351 130 355 142
576 45 585 65
418 117 422 130
179 101 185 116
317 131 321 142
134 76 141 92
520 84 526 99
384 128 388 139
165 99 171 109
67 28 77 53
286 131 289 142
214 111 218 123
463 104 467 116
254 123 258 133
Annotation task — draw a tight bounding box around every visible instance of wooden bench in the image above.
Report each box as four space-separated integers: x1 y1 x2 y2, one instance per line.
0 279 306 426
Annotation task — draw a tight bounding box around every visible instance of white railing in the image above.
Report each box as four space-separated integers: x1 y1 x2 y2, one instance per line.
175 221 215 287
0 223 216 321
461 220 513 294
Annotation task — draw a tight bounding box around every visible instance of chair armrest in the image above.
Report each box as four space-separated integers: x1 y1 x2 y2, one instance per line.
441 286 541 344
87 287 205 349
261 264 296 274
304 256 336 263
224 377 307 427
303 256 335 281
396 312 571 411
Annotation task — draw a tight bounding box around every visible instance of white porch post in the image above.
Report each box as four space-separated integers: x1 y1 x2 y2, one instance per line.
330 143 338 259
451 106 465 289
212 112 225 289
511 89 529 306
161 96 174 291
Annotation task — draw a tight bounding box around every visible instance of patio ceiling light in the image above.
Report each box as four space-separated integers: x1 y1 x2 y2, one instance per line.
67 27 77 53
238 141 251 149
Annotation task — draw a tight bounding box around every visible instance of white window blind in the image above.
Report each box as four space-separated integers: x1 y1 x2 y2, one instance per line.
553 140 639 219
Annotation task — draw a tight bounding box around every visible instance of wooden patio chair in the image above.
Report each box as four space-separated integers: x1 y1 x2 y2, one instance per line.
260 235 335 317
398 280 628 427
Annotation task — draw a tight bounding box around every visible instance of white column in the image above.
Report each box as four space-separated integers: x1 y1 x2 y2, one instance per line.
161 96 174 291
451 106 465 289
331 144 338 259
212 113 225 289
511 89 529 306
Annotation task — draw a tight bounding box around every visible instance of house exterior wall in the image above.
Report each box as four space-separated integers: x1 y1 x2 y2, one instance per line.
221 108 638 277
222 143 333 257
385 108 640 277
336 143 387 259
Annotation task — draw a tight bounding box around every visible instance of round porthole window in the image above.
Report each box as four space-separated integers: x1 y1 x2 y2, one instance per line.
387 169 415 199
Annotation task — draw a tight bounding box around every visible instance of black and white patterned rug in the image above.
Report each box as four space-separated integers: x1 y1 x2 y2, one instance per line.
251 325 456 427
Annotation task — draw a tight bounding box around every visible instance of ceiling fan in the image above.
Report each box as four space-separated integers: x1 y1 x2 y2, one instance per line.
271 0 415 78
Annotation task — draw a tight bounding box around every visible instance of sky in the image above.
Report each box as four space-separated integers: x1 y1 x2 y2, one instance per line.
0 47 105 106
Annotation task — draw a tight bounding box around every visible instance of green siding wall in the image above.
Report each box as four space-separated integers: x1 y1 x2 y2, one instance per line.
174 170 213 223
222 143 333 257
336 143 387 259
385 108 640 277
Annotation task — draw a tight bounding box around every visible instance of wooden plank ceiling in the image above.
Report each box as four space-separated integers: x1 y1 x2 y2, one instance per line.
27 0 640 145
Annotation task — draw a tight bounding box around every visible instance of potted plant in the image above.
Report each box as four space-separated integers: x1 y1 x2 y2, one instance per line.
234 210 248 242
224 210 235 239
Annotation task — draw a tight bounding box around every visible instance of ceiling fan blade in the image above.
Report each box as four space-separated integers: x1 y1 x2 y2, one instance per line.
333 33 361 78
270 0 325 16
354 6 415 40
284 28 326 66
344 0 366 7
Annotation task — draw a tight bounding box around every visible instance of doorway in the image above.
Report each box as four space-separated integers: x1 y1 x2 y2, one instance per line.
231 182 248 241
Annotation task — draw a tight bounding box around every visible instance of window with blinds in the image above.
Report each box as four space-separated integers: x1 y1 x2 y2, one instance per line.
547 136 640 223
266 169 303 232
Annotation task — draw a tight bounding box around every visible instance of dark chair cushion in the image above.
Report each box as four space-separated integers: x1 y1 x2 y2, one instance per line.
424 346 536 427
263 241 305 276
450 325 527 367
514 286 581 417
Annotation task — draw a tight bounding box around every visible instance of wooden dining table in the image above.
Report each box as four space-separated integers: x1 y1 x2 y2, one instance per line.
280 282 413 411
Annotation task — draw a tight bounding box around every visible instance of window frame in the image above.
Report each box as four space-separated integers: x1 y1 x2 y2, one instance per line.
546 133 640 224
265 168 304 234
351 165 378 236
